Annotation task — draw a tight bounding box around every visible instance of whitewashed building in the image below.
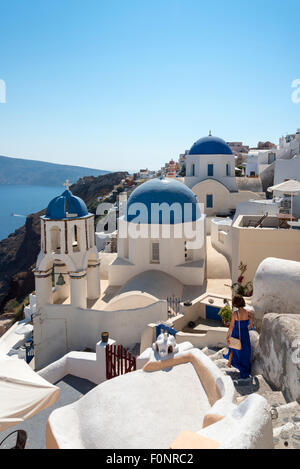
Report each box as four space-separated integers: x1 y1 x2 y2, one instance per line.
109 177 207 287
183 134 263 217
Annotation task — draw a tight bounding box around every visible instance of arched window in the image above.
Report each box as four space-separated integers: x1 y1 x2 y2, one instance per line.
192 163 195 177
73 225 80 252
50 226 61 254
89 223 94 248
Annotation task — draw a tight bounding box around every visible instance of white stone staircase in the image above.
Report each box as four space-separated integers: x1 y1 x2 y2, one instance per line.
201 346 300 449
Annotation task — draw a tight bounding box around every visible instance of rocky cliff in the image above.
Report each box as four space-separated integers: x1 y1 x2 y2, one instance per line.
0 171 128 313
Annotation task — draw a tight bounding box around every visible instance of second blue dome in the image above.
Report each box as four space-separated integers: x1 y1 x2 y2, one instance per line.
189 135 232 155
126 178 201 224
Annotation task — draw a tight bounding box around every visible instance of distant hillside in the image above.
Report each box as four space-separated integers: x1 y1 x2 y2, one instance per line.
0 155 109 186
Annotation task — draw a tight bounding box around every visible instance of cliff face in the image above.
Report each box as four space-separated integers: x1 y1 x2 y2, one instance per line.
0 171 128 312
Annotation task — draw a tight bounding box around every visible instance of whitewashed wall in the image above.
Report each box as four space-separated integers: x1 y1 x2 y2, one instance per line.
34 301 168 369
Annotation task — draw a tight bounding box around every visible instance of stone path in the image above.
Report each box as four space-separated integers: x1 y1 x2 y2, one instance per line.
206 236 230 279
202 346 300 450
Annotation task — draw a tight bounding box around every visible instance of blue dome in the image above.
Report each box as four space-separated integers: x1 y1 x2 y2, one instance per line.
126 178 201 224
45 189 89 220
189 135 232 155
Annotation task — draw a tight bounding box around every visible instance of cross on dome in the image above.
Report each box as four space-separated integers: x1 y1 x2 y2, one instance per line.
63 179 71 191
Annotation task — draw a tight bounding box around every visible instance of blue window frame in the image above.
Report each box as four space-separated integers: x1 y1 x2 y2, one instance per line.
226 164 230 176
192 163 195 176
208 164 214 177
206 194 213 208
156 324 177 339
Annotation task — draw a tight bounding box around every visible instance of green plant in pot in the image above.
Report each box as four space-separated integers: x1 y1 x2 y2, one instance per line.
218 305 232 327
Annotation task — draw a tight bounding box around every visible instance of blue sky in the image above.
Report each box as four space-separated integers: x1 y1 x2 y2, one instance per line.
0 0 300 172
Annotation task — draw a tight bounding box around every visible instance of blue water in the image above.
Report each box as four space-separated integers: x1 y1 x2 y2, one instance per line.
0 185 62 241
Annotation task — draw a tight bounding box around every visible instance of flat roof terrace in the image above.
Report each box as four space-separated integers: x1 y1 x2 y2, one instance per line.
235 214 298 229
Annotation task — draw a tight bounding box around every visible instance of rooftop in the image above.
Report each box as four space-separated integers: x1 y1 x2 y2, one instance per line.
0 375 95 449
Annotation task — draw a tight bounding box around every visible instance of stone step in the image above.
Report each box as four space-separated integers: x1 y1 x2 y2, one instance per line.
234 374 273 396
271 402 300 429
213 358 230 371
273 422 300 450
208 348 228 361
201 346 224 357
236 390 287 408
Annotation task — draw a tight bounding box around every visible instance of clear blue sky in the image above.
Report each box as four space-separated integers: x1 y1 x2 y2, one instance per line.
0 0 300 173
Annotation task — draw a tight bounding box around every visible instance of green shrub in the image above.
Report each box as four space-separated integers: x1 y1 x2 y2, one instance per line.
218 305 232 324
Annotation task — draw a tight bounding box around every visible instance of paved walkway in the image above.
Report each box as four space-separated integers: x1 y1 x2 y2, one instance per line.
206 236 230 279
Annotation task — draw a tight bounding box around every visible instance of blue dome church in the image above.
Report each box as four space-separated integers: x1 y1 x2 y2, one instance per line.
34 181 101 312
183 134 243 217
109 177 207 288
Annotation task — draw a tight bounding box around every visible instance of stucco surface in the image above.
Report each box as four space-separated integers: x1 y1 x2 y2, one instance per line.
252 313 300 402
197 393 273 449
117 270 184 300
252 258 300 322
48 363 212 449
206 236 230 278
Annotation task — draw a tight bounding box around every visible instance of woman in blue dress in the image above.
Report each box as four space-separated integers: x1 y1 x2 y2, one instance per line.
224 295 253 379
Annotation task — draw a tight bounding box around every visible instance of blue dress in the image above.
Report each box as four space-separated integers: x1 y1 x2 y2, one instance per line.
223 319 251 379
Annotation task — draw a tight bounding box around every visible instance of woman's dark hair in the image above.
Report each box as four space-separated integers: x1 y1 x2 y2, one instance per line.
232 295 246 308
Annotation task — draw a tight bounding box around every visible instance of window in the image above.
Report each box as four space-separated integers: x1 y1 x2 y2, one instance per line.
151 242 160 263
124 238 129 259
73 225 80 252
191 163 195 176
208 164 214 177
50 226 61 254
226 164 230 176
184 241 192 261
206 194 213 208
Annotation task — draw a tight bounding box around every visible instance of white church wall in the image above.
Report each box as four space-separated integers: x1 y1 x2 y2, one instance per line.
104 291 158 311
185 154 237 192
34 301 168 370
110 218 206 287
191 179 231 216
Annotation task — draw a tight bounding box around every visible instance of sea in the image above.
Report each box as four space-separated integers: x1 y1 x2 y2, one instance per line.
0 185 62 241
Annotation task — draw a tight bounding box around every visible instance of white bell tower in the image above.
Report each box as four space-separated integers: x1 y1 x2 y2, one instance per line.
34 181 101 309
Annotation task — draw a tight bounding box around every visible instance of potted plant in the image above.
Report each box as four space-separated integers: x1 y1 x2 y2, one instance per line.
101 332 109 343
218 305 232 327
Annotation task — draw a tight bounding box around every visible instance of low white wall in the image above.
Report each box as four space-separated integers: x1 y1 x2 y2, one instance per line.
38 339 115 385
210 218 232 264
34 301 168 370
233 199 280 223
197 393 273 449
139 322 227 353
176 330 227 349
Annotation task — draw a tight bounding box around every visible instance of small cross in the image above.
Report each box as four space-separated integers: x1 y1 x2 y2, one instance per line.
63 179 71 190
209 130 212 136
